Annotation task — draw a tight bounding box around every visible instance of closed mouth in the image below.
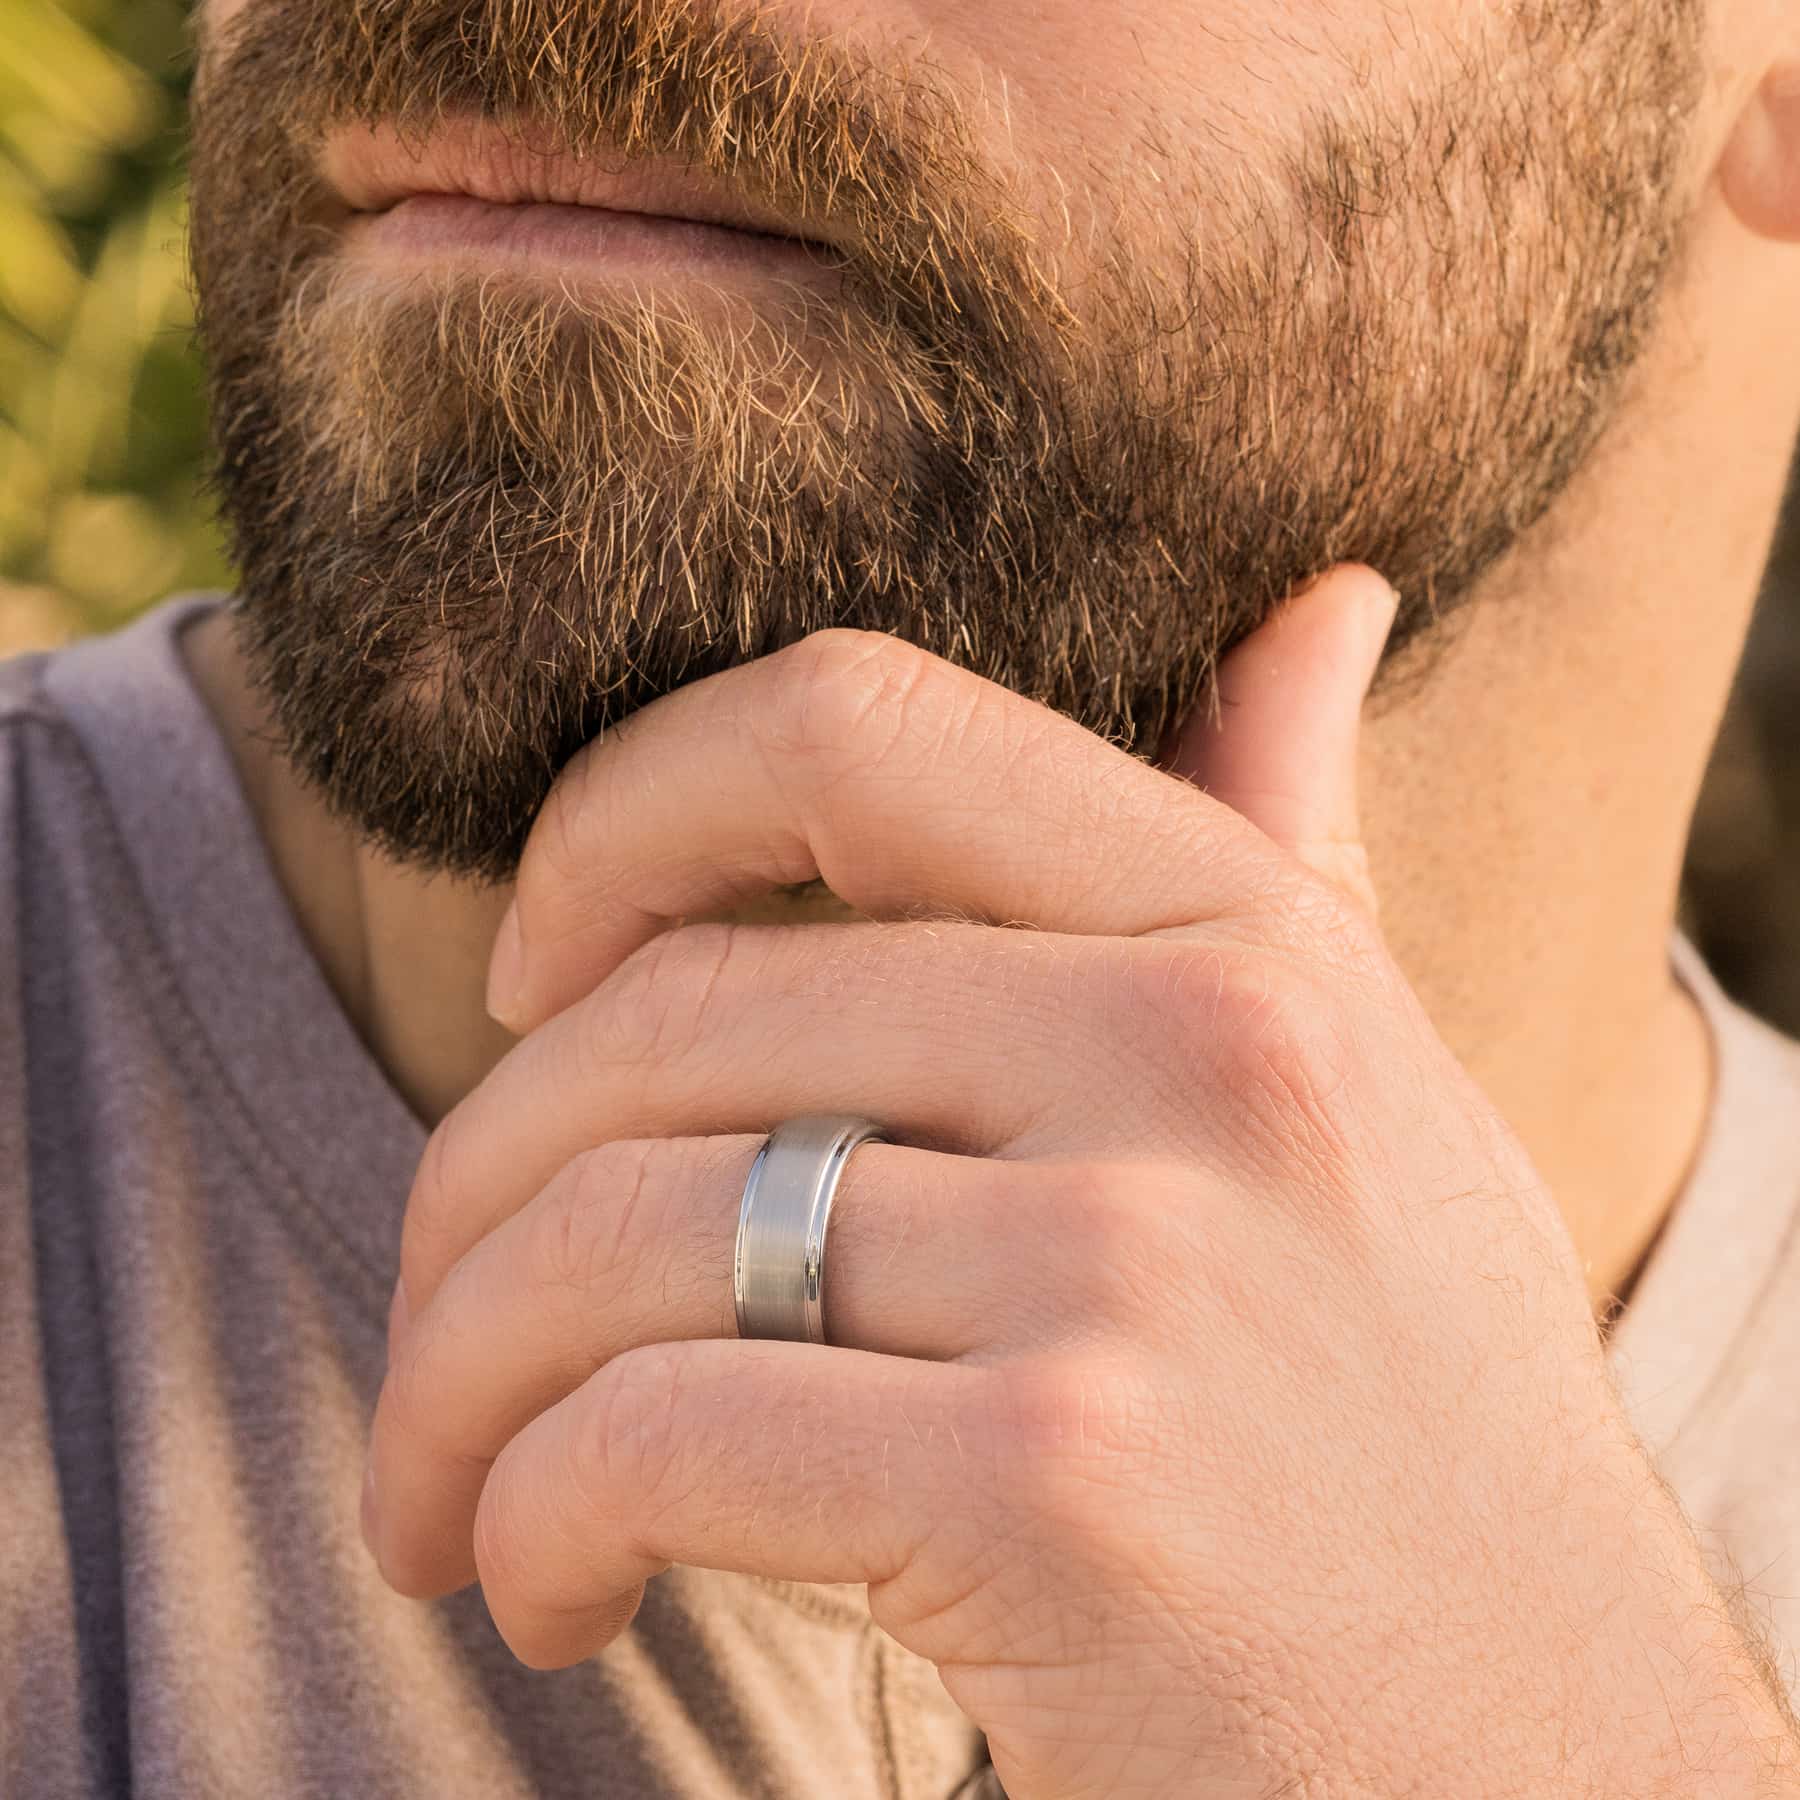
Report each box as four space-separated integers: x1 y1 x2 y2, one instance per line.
320 117 845 270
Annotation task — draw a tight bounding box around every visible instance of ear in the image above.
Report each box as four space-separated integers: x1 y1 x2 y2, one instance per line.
1719 55 1800 241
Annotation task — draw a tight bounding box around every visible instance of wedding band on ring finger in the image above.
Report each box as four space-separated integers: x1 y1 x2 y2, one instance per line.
559 1131 1031 1362
734 1114 891 1347
370 1132 1149 1598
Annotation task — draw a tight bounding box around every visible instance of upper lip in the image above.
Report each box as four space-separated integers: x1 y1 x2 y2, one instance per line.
320 118 841 253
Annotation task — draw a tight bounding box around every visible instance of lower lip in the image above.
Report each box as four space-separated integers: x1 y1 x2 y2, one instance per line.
344 194 833 283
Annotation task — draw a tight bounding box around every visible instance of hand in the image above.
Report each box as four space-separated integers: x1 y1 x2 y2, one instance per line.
363 565 1799 1797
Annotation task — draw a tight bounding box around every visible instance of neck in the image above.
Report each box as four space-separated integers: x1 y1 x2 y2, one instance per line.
1356 178 1800 1308
178 175 1800 1326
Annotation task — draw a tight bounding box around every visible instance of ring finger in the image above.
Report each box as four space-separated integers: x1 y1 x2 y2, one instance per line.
398 915 1184 1319
369 1132 1107 1598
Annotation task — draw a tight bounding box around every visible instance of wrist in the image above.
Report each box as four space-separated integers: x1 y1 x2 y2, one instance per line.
1483 1495 1797 1795
1577 1543 1800 1798
1329 1431 1800 1798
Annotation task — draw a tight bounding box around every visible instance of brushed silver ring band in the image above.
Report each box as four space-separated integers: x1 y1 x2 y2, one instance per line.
734 1114 889 1345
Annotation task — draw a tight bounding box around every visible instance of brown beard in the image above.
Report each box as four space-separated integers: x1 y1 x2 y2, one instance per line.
187 0 1704 883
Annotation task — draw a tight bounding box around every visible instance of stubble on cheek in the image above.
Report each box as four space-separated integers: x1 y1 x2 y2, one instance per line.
186 0 1707 881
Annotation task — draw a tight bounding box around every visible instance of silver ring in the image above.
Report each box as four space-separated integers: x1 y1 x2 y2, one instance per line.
734 1114 889 1345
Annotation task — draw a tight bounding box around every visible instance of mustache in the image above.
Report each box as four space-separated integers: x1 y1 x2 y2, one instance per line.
193 0 1054 332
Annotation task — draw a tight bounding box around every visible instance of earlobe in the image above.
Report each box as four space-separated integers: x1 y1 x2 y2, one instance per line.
1719 60 1800 241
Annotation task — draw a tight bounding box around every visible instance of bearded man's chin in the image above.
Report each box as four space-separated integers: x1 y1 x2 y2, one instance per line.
190 0 1704 880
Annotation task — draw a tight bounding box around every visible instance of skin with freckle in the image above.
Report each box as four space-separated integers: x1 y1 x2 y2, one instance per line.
188 0 1704 881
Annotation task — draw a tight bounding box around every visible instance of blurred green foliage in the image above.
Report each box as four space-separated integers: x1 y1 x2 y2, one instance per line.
0 0 230 652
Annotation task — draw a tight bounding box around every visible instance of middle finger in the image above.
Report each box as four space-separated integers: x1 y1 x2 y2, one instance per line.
399 915 1180 1317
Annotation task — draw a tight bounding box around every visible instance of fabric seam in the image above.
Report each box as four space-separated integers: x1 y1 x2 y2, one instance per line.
3 705 389 1321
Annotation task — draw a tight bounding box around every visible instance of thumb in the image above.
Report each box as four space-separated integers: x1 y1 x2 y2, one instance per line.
1158 563 1398 918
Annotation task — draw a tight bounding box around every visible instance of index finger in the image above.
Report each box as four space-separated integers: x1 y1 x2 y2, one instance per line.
489 626 1280 1033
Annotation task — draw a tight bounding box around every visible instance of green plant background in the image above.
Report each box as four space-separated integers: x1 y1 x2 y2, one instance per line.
4 0 1799 1029
0 0 229 652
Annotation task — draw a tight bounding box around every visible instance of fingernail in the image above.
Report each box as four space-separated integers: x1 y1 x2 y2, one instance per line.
486 899 525 1029
1355 570 1400 687
1368 569 1400 629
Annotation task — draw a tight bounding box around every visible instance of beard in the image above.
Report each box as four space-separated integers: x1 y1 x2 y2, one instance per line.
188 0 1704 883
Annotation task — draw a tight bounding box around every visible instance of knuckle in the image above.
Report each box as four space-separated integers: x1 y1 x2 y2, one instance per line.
399 1106 473 1298
988 1355 1159 1545
378 1330 437 1454
988 1356 1091 1480
532 1140 665 1309
567 1345 685 1527
523 737 605 899
380 1313 487 1478
1132 942 1362 1175
472 1354 674 1628
1046 1161 1192 1338
580 922 742 1073
471 1361 682 1665
764 628 940 769
1118 941 1270 1081
471 1444 539 1609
